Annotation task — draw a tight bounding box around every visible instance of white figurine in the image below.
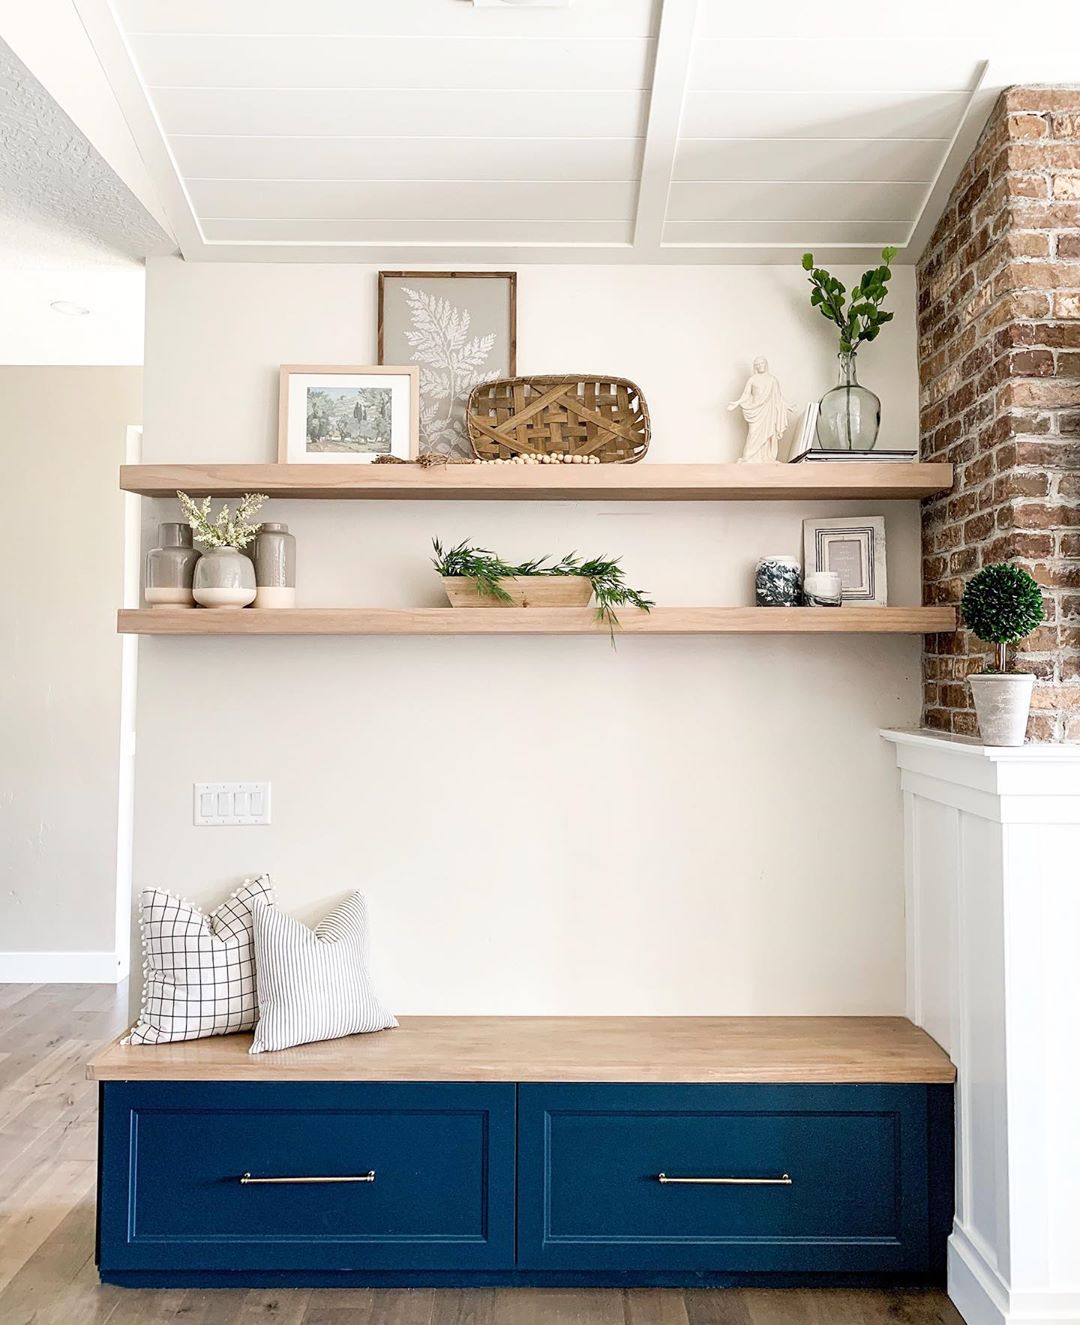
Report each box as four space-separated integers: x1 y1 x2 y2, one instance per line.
727 357 794 464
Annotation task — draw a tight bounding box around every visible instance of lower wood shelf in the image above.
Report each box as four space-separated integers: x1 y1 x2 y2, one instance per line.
117 606 956 636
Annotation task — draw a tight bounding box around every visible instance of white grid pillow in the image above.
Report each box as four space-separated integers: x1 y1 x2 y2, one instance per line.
124 875 273 1045
251 892 397 1054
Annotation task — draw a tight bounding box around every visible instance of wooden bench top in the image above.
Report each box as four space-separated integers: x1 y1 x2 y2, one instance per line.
88 1016 955 1084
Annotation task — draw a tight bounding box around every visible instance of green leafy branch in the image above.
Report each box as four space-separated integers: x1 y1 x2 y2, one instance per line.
801 246 898 354
432 538 653 638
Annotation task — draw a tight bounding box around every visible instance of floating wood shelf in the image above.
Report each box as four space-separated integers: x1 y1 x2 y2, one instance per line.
120 462 953 502
88 1016 956 1084
118 606 956 636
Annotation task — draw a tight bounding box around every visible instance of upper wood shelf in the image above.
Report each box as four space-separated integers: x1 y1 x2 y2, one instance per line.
120 462 953 502
118 606 955 636
88 1015 956 1084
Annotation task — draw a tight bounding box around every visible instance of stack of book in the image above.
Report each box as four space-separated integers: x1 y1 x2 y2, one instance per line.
787 401 917 464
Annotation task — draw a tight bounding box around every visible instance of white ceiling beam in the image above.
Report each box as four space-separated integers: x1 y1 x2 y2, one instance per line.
72 0 208 259
903 60 991 263
632 0 700 252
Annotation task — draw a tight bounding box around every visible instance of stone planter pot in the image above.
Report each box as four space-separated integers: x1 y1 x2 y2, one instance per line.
145 523 200 607
193 546 256 609
969 672 1034 746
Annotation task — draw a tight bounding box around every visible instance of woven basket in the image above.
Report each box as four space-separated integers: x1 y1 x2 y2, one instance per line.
466 375 650 464
442 576 593 608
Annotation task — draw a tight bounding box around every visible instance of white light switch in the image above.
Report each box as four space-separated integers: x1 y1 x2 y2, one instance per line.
194 783 271 826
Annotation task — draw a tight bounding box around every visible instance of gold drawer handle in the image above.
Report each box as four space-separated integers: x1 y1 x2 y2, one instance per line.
657 1172 792 1186
240 1171 376 1185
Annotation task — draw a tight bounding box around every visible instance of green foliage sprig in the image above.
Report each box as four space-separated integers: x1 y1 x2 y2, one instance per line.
432 538 653 638
961 562 1044 673
178 491 266 550
801 246 898 354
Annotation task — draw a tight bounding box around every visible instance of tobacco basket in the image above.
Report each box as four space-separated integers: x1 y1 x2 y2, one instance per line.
466 375 650 464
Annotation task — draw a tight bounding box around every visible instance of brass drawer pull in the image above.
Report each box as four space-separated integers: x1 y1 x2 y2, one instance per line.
657 1172 792 1186
240 1170 376 1185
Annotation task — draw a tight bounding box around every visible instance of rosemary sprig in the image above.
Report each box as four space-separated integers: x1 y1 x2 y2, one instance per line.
431 538 653 638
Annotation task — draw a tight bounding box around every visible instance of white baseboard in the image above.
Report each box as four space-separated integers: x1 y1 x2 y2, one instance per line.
0 951 127 984
950 1228 1080 1325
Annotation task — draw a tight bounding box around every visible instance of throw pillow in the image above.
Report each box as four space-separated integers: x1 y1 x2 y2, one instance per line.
124 874 273 1045
250 891 397 1054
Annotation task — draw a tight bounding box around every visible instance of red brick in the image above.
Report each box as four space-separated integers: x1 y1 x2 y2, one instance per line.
1012 501 1080 530
1008 113 1050 139
1006 89 1080 113
1007 349 1055 376
983 532 1055 561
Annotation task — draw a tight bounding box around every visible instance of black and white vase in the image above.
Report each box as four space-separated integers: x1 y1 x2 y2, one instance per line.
755 556 801 607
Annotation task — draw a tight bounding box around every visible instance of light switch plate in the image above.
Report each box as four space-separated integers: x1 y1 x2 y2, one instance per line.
193 782 271 826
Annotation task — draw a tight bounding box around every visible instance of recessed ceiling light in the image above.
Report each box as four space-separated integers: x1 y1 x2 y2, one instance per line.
51 300 91 316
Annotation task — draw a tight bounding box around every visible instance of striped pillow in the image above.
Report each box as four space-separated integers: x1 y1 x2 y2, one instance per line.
250 892 397 1054
125 875 273 1045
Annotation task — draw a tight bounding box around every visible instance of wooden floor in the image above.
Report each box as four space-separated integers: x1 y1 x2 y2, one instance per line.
0 983 966 1325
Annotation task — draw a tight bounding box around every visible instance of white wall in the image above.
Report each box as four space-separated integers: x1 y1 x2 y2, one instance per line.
0 367 142 981
136 256 920 1015
0 268 145 365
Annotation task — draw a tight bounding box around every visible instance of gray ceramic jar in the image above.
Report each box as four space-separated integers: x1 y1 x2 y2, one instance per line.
145 523 200 608
192 546 257 609
252 522 297 608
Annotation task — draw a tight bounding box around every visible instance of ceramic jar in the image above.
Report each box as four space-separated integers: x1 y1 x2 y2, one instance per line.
192 546 257 609
755 556 801 607
803 570 843 607
145 523 200 608
252 522 297 608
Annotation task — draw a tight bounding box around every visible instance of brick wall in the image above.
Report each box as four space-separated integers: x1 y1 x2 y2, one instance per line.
919 87 1080 742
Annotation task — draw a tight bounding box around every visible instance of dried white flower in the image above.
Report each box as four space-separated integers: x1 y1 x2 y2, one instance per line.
177 491 267 549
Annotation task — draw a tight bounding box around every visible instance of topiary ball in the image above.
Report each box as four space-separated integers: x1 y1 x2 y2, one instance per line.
961 562 1044 645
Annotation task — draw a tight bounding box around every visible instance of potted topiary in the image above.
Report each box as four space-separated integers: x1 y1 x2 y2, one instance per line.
960 563 1045 745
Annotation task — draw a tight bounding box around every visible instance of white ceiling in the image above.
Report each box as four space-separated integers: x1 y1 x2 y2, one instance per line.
68 0 1080 264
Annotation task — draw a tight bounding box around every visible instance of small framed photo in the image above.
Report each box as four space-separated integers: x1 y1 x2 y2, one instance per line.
803 516 887 606
278 364 419 464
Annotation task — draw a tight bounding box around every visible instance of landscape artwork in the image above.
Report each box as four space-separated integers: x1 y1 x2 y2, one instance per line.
278 365 419 465
379 272 517 458
305 385 392 454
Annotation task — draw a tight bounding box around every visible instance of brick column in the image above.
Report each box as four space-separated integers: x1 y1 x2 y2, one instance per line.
918 87 1080 742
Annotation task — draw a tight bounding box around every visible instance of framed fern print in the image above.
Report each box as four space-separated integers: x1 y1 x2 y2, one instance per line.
378 271 517 458
278 365 419 464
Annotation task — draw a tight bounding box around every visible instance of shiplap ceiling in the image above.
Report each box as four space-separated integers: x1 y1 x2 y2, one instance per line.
70 0 1076 264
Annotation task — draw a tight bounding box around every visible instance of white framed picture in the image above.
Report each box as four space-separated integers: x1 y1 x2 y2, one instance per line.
803 516 887 606
278 364 419 464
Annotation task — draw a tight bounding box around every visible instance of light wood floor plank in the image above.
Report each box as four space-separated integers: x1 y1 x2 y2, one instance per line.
624 1288 693 1325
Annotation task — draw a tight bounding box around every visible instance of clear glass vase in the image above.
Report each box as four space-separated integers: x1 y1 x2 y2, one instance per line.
816 351 880 452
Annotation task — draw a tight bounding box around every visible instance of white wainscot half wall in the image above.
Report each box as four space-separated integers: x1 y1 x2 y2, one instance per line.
883 730 1080 1325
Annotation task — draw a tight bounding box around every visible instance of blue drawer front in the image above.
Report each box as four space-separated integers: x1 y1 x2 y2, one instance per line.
517 1083 932 1272
99 1082 515 1272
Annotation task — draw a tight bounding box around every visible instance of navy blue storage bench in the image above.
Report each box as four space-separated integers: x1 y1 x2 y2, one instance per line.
91 1016 954 1289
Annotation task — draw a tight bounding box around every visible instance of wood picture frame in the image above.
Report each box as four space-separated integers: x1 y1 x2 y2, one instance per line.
378 271 517 458
278 364 419 464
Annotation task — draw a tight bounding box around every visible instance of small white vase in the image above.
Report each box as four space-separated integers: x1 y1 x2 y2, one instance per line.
968 673 1034 746
193 546 256 609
